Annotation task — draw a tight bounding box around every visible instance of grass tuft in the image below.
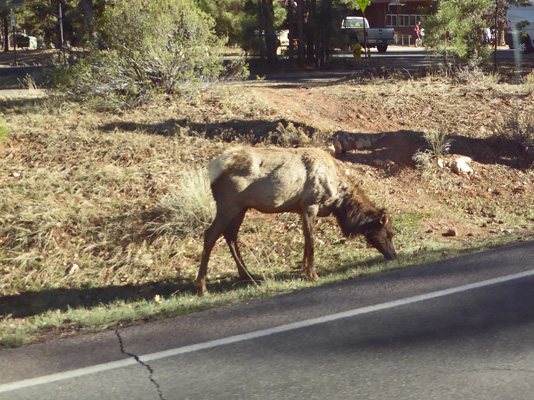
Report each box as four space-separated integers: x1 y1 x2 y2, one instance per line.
491 111 534 159
149 167 216 236
0 119 8 144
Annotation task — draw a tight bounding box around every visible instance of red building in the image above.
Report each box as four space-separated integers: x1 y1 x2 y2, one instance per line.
355 0 436 44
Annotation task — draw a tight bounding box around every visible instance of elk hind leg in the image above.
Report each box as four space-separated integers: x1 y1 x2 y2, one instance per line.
195 213 232 295
223 210 255 281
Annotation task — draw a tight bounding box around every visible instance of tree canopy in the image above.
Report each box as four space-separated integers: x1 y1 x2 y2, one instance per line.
2 0 368 65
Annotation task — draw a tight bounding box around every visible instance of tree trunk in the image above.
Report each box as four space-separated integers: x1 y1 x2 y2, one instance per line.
316 0 331 67
493 2 499 72
262 0 278 65
80 0 98 45
3 16 9 52
288 0 295 62
306 0 316 63
296 0 305 65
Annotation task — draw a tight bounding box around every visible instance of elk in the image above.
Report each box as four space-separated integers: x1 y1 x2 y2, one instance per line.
195 146 397 295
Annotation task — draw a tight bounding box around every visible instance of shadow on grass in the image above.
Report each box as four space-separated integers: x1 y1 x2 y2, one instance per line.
0 96 49 112
0 243 502 320
335 130 533 169
100 116 533 169
99 117 326 146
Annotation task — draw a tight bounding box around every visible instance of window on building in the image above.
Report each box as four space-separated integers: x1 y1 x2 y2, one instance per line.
386 14 424 28
386 14 397 27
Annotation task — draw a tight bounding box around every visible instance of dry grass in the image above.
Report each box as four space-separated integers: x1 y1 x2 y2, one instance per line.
1 74 533 348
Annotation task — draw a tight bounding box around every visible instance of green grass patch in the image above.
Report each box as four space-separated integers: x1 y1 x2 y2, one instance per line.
0 119 8 144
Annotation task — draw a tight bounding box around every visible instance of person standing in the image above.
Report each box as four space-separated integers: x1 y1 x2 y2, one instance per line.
414 21 422 47
485 27 493 45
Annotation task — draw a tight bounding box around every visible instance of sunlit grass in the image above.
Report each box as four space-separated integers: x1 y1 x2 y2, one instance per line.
1 76 533 349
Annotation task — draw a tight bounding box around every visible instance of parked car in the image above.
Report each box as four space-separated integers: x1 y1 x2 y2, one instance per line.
340 16 395 53
505 3 534 54
9 33 38 50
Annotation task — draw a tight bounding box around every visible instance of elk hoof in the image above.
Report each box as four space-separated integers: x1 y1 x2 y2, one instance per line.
307 271 319 280
194 280 208 296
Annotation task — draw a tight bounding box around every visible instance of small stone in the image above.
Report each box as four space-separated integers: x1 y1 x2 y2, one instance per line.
355 137 372 149
67 264 80 274
442 229 457 237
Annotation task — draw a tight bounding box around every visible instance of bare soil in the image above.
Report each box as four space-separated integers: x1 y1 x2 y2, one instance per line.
243 76 534 241
0 49 63 66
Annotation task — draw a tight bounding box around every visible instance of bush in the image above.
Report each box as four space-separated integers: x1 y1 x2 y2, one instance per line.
412 124 451 167
424 0 492 69
149 168 216 236
524 69 534 95
56 0 229 109
491 111 534 158
424 124 452 157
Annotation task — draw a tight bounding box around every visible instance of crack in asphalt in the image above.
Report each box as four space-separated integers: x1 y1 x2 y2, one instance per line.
115 329 166 400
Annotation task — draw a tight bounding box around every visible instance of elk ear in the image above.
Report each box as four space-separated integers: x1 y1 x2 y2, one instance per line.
379 209 389 226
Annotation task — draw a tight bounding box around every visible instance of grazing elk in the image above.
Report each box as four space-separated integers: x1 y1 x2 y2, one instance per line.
195 146 396 295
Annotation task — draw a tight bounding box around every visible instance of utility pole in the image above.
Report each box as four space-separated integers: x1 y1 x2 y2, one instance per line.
58 2 64 49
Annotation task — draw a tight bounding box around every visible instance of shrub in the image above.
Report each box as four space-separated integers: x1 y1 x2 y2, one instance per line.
491 111 534 158
56 0 228 109
524 69 534 95
149 167 216 236
412 124 452 167
424 124 452 157
424 0 492 69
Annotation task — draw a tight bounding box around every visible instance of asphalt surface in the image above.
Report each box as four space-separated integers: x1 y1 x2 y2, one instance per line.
1 240 533 400
2 46 532 94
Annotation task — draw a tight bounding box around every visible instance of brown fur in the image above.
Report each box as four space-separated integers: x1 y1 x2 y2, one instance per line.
195 146 396 295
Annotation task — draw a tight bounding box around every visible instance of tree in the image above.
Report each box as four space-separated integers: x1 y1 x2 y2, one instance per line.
424 0 492 69
196 0 248 46
0 0 26 51
490 0 531 70
287 0 360 66
79 0 106 45
58 0 226 108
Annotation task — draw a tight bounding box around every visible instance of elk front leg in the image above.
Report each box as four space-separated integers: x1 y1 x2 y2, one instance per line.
301 206 319 280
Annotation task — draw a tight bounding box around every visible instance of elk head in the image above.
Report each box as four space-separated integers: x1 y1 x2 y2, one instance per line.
365 209 397 261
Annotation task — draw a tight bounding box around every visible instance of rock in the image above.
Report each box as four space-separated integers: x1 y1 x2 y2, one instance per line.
67 264 80 274
333 140 343 155
373 158 395 168
442 228 457 237
450 156 473 175
355 137 372 149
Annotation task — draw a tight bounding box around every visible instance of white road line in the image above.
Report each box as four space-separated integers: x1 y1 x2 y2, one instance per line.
2 269 534 394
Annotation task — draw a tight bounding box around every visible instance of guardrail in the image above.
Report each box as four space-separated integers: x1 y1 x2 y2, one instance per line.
395 34 412 46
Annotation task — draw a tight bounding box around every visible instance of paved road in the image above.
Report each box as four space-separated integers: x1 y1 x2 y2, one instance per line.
1 240 533 400
2 46 532 91
247 45 534 84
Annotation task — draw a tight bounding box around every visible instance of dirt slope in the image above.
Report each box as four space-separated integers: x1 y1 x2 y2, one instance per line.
237 75 533 242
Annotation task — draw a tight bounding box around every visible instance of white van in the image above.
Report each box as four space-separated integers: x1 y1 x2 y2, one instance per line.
505 2 534 53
